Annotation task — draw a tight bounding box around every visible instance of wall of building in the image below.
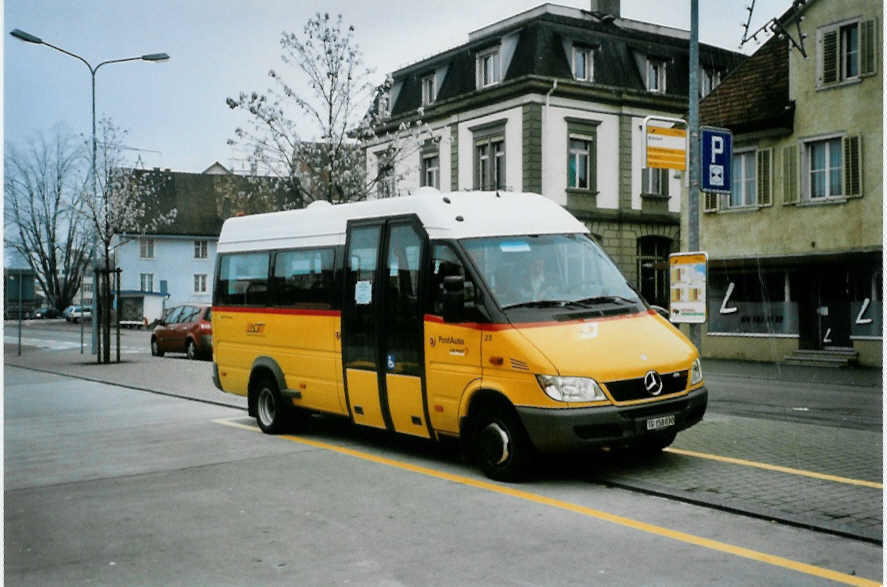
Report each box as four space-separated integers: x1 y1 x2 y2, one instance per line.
116 235 217 307
699 0 882 261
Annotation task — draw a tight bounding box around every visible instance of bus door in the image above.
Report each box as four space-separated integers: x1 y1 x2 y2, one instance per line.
343 217 431 439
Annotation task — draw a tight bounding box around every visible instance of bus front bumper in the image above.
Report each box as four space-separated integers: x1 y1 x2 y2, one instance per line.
515 386 707 453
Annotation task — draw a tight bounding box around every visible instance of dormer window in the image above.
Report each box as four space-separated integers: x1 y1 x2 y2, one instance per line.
421 74 436 105
476 47 500 88
573 45 593 81
379 89 391 117
647 58 667 93
701 67 721 97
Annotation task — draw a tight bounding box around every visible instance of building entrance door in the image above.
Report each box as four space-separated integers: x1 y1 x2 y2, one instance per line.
817 268 851 349
797 268 851 350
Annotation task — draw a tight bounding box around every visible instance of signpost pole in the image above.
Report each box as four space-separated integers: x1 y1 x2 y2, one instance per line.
17 271 23 356
688 0 701 350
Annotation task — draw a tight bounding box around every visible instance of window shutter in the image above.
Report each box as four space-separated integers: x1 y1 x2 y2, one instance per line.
756 149 772 206
843 134 862 197
641 167 649 193
782 144 799 205
661 169 669 197
860 19 877 76
822 29 838 85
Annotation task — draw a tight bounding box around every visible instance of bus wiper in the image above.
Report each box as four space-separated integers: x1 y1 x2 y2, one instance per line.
572 295 639 307
501 299 580 310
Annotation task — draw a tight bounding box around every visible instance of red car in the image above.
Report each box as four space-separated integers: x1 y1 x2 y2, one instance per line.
151 305 212 360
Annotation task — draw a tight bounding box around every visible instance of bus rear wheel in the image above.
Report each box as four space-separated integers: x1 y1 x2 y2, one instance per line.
255 377 288 434
474 406 532 482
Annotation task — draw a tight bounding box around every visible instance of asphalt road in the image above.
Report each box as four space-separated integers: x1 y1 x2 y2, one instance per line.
5 367 882 586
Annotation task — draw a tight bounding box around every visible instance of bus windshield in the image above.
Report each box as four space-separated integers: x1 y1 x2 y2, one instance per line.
462 234 643 316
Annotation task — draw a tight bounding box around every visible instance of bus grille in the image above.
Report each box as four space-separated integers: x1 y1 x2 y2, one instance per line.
604 370 688 402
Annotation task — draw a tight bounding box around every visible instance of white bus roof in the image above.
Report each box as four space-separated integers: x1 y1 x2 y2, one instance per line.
216 189 589 253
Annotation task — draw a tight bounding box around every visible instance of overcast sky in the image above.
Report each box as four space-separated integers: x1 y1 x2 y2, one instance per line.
4 0 792 174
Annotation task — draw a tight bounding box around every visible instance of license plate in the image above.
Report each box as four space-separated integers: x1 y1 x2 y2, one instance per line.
646 414 675 431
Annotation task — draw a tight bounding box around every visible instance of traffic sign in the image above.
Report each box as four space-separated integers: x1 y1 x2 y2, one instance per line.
701 127 732 193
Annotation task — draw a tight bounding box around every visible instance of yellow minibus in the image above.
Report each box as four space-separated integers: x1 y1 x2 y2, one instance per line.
212 189 706 480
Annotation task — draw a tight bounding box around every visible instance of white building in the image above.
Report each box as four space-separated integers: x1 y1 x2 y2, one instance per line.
364 1 744 307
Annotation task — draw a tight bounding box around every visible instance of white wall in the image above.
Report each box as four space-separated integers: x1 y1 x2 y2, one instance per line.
543 103 620 207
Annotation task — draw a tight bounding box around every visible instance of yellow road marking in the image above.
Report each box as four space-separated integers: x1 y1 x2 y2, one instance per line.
665 447 883 489
213 417 879 586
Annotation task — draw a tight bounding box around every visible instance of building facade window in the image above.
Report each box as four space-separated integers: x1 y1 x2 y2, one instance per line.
647 59 667 93
471 120 507 191
475 139 505 190
565 118 599 193
841 23 859 79
194 273 208 294
730 151 757 207
421 74 436 105
818 18 876 87
376 152 395 198
421 153 440 188
476 47 500 88
572 45 593 81
641 167 669 196
139 237 154 259
140 273 154 292
568 138 591 189
806 137 842 199
707 270 799 336
194 240 208 259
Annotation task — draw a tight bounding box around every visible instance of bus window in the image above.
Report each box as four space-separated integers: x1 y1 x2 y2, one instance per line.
272 248 335 309
216 252 270 306
430 243 480 319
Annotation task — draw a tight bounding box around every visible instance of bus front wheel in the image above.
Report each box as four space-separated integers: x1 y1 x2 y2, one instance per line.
473 406 532 482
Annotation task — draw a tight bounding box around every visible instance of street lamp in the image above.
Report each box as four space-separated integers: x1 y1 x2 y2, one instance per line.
9 28 169 359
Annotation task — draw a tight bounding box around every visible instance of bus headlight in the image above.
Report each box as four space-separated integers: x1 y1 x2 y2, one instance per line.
536 375 606 402
690 358 703 385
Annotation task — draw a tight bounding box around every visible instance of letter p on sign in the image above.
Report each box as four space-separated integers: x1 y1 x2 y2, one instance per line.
711 136 723 163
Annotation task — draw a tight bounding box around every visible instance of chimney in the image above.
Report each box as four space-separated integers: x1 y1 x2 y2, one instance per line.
590 0 620 19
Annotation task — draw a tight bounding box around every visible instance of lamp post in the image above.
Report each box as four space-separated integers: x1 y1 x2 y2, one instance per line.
9 28 169 360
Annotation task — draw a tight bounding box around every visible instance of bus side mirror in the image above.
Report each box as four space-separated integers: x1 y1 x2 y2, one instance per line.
442 275 465 323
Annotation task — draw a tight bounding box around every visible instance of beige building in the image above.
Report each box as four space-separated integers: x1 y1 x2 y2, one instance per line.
685 0 882 366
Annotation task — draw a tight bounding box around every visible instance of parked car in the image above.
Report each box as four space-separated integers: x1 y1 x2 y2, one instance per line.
64 305 91 323
33 306 61 319
151 305 212 360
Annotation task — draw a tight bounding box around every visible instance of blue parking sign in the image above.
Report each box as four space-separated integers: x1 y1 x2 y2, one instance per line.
701 127 732 194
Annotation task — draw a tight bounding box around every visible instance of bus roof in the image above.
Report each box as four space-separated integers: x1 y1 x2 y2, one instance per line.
216 189 589 253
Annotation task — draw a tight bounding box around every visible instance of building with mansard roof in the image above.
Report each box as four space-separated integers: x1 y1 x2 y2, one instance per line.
363 1 744 308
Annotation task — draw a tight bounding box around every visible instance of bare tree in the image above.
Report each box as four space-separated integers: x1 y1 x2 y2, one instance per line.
84 117 177 363
227 12 427 205
4 127 92 312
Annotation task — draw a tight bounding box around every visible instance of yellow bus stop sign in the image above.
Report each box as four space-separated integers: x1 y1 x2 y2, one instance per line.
646 126 687 170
